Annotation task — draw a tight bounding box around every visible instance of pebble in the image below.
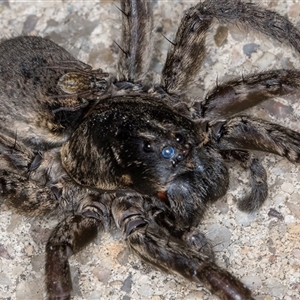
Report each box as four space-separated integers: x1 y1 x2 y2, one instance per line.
0 244 13 259
243 43 260 57
214 26 228 47
92 267 111 284
286 202 300 219
185 290 207 299
272 193 286 207
255 52 276 71
288 3 300 19
265 278 285 297
0 272 12 286
287 223 300 239
241 275 262 290
88 290 103 300
31 254 44 272
281 182 295 194
137 283 154 297
121 274 132 293
206 224 232 251
16 280 43 300
235 211 257 226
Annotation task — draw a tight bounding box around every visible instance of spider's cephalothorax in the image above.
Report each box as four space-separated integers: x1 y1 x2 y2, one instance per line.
1 1 300 300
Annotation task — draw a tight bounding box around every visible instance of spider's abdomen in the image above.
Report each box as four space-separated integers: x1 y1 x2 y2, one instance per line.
0 36 105 149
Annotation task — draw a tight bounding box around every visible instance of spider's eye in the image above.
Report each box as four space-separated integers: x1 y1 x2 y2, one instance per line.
176 154 183 161
175 133 184 144
143 141 153 153
161 146 175 159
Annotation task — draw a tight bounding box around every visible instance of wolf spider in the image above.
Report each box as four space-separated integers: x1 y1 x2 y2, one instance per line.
1 0 300 299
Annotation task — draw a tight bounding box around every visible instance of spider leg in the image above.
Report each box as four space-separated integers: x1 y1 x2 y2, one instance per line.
160 2 212 95
212 116 300 162
45 215 99 300
210 116 300 210
0 170 59 215
201 70 300 118
222 150 268 212
0 131 35 169
116 0 153 83
112 194 254 300
0 133 59 215
45 193 112 300
161 0 300 95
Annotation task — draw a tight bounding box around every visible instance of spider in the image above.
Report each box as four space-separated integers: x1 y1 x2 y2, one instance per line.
1 0 300 299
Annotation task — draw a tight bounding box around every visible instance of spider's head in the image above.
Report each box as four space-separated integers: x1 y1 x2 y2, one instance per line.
61 96 228 224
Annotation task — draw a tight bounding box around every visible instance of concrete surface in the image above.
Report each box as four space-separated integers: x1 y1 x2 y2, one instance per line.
0 1 300 299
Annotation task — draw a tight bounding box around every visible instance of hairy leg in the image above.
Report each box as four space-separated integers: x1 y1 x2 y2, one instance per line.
0 170 59 215
161 0 300 95
201 70 300 118
116 0 153 83
44 190 114 300
211 116 300 162
222 150 268 212
0 133 59 215
0 131 35 170
46 215 99 300
160 2 212 94
112 194 253 300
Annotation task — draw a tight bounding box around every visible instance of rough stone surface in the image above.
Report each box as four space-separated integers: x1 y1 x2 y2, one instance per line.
1 1 300 300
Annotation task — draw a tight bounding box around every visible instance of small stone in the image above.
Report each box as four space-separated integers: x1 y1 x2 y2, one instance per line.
290 193 300 204
121 274 132 293
281 57 294 69
243 43 260 58
206 224 232 251
24 245 34 256
185 290 206 299
287 223 300 240
22 15 39 34
16 281 31 300
292 249 300 259
288 3 300 19
241 275 262 290
117 248 130 265
89 290 104 300
286 202 300 219
0 272 12 286
235 211 257 226
268 208 284 221
151 296 162 300
92 267 111 284
273 193 287 207
137 283 153 297
29 223 52 244
215 199 229 214
255 52 276 71
265 278 285 297
281 182 294 194
31 254 44 273
0 244 13 259
214 26 228 47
